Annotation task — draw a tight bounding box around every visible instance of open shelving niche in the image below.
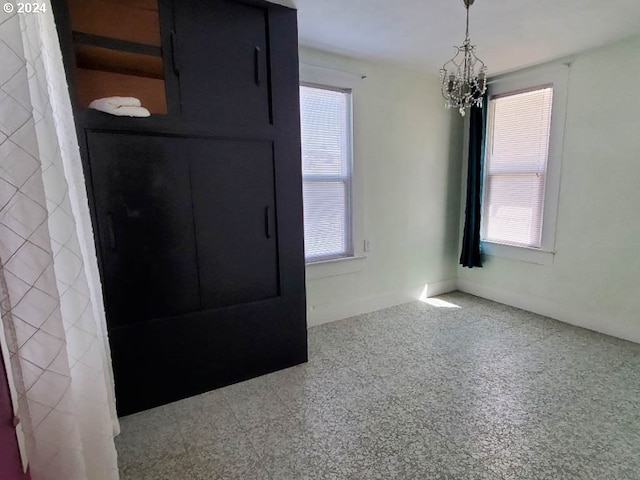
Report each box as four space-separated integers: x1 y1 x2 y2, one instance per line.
68 0 168 114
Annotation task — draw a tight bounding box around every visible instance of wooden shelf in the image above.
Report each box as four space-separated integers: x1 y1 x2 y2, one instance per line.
68 0 161 46
75 44 163 79
75 69 167 114
73 32 161 57
103 0 157 11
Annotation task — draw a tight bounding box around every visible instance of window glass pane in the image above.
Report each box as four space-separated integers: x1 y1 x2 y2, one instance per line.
302 181 348 260
482 86 553 248
300 86 350 177
489 88 553 174
484 173 546 248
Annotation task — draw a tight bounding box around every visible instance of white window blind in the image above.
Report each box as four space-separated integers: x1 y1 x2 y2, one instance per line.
482 86 553 248
300 84 352 262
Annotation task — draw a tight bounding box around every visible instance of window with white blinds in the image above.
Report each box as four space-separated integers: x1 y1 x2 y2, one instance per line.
482 86 554 248
300 84 353 262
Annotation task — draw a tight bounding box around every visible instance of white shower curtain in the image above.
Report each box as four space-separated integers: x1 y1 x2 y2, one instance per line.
0 7 120 480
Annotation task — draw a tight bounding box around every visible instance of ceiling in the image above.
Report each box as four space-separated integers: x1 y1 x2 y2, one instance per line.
272 0 640 76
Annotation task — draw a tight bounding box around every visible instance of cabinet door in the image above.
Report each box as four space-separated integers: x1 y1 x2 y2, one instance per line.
173 0 271 127
189 138 279 308
87 132 200 326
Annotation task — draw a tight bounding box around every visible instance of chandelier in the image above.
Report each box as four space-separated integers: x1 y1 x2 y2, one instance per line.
440 0 487 116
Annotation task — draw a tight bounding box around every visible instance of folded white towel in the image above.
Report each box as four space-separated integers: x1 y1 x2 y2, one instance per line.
89 97 151 117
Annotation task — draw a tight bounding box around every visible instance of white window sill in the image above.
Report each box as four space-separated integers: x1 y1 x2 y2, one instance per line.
305 255 366 280
482 241 554 266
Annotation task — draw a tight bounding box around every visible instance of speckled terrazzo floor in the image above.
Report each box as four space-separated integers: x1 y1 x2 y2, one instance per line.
115 291 640 479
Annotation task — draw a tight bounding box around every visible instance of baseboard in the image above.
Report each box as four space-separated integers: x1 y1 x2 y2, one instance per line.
306 279 458 328
457 279 640 344
424 279 458 299
307 289 418 327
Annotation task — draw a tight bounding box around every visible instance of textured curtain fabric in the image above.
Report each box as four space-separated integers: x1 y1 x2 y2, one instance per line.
459 96 488 268
0 8 119 480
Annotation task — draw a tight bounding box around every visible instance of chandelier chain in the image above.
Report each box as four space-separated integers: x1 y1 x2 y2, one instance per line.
465 1 470 43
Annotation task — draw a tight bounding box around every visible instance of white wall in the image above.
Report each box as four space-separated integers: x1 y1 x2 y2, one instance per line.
300 47 463 326
458 35 640 343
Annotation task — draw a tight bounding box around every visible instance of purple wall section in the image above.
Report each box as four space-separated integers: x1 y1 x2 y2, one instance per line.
0 349 30 480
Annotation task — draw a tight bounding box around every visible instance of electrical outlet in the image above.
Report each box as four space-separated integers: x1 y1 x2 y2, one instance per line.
363 240 371 252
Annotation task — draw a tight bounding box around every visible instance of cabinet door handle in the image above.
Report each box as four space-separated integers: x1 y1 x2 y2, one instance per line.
265 206 272 239
171 30 180 75
254 46 261 86
107 212 117 252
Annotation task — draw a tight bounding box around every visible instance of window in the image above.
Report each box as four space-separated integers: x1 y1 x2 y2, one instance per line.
483 86 553 248
300 84 353 262
480 66 568 264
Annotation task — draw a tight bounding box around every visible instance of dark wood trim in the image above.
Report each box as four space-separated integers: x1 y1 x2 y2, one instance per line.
76 108 278 139
158 0 181 115
52 0 80 109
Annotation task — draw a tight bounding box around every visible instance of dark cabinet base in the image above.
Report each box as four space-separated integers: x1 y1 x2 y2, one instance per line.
111 298 307 416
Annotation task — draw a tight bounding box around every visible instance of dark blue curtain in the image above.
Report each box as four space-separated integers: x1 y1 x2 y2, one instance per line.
460 95 488 268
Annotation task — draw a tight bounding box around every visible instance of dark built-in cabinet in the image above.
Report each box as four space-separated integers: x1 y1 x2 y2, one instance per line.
53 0 307 415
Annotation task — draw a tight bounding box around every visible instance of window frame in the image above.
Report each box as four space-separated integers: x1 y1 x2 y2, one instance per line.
481 65 569 265
298 63 365 276
300 82 354 263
